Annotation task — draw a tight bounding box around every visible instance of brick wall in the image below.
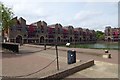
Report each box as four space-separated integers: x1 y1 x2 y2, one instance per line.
41 59 94 79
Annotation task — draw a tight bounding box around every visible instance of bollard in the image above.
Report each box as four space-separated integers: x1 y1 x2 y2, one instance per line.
44 44 46 50
105 50 109 53
108 53 112 58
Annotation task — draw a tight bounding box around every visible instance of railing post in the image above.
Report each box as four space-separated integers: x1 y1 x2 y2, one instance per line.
55 44 59 70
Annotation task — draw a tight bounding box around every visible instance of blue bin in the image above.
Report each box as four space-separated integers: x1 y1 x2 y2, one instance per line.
67 50 76 64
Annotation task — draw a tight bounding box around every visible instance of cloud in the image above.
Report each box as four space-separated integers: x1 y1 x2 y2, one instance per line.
1 0 118 31
1 0 119 3
74 10 103 21
1 1 52 24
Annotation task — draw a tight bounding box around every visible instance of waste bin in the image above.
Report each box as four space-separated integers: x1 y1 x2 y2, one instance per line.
67 50 76 64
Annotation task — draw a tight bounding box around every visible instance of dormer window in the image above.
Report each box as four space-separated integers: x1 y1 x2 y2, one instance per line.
41 25 44 33
70 29 72 34
17 20 20 25
58 28 60 34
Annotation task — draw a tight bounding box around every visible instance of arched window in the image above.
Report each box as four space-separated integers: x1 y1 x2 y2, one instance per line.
40 36 44 43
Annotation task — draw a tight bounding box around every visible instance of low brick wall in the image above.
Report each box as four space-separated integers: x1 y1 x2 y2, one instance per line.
2 42 19 53
41 59 94 79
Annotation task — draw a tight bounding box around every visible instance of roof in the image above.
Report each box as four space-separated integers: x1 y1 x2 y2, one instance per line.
64 25 73 28
48 24 57 28
48 23 62 28
27 24 37 28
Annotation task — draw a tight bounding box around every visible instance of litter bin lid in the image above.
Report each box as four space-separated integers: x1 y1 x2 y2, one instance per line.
72 50 75 51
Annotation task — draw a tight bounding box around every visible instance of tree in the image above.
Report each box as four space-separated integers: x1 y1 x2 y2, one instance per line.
0 2 14 30
95 31 105 41
0 2 14 41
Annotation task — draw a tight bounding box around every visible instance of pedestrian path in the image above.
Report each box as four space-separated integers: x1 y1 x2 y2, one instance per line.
2 44 118 78
66 61 118 78
21 44 119 64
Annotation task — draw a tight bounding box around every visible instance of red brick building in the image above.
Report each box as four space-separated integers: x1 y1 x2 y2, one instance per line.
105 26 120 41
3 17 96 44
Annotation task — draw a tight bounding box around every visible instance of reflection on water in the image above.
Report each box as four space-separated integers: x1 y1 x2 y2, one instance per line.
90 43 118 49
74 42 118 50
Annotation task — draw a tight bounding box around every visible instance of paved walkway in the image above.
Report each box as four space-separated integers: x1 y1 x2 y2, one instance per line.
24 44 118 64
66 61 118 78
1 44 119 78
2 46 67 78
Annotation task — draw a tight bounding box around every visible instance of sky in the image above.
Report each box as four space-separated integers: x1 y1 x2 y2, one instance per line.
1 0 119 32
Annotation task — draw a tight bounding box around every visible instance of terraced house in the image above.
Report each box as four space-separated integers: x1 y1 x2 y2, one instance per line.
105 26 120 41
3 17 96 44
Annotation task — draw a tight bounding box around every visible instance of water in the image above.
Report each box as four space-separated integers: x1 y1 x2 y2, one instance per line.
72 42 119 50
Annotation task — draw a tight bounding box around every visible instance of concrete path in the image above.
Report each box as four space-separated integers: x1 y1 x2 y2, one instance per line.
24 44 118 64
66 61 118 78
1 44 119 78
2 45 69 78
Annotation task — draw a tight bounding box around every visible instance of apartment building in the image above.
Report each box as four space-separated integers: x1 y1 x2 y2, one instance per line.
105 26 120 41
3 17 96 44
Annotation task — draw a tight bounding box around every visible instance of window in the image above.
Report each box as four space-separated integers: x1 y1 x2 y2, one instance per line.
58 28 60 34
36 35 39 37
70 29 72 34
41 26 44 33
24 34 26 37
17 29 21 31
38 30 40 33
